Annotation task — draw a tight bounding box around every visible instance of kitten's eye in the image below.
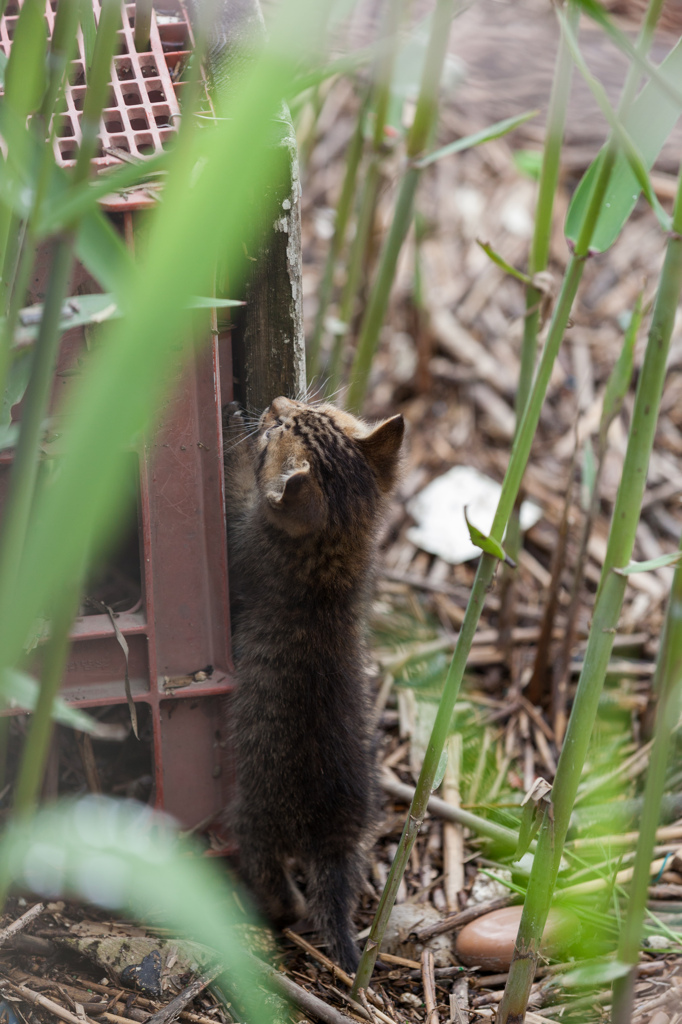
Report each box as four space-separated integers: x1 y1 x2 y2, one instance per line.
265 420 283 439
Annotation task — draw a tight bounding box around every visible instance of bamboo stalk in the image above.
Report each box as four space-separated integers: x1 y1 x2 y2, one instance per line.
505 0 578 586
611 544 682 1017
353 236 594 997
498 110 682 1024
0 0 122 921
381 770 530 852
552 294 641 738
134 0 152 54
307 98 366 382
325 0 408 395
0 0 120 599
352 0 648 991
328 155 380 394
346 0 455 413
13 583 82 817
0 235 77 603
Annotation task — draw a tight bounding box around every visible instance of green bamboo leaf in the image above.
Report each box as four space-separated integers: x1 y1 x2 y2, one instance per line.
79 0 97 75
2 668 101 733
515 799 540 860
38 154 169 237
0 53 7 88
1 350 33 430
75 0 122 177
12 295 120 349
289 43 380 97
559 8 671 239
476 240 531 285
0 424 19 451
190 296 245 309
600 293 641 443
614 553 682 575
10 293 245 350
40 0 80 126
513 149 542 181
566 36 682 253
0 106 42 213
464 507 516 567
562 957 631 987
575 0 682 110
416 111 539 169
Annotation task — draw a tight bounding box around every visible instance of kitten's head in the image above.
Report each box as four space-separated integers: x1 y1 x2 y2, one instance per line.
255 397 404 538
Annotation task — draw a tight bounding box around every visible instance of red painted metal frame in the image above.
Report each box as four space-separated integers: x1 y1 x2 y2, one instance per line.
0 1 235 828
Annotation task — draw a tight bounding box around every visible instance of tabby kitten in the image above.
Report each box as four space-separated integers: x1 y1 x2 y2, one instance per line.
224 396 404 972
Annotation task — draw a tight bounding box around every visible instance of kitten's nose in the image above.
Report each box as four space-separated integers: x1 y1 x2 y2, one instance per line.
270 397 295 416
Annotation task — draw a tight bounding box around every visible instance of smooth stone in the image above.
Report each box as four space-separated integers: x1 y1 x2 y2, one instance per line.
455 905 580 970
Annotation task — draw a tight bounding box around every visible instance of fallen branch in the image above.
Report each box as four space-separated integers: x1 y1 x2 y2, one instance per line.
381 770 526 852
245 950 370 1024
145 965 223 1024
0 902 45 947
414 896 519 942
7 968 219 1024
283 928 355 988
2 977 98 1024
421 951 438 1024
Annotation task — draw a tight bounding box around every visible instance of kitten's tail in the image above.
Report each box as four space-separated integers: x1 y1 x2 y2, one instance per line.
306 852 364 974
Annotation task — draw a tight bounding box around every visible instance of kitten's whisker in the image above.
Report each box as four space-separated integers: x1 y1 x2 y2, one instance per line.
321 383 346 405
303 375 330 405
223 425 260 451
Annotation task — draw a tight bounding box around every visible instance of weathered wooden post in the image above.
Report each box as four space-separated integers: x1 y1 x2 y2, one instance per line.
198 0 306 411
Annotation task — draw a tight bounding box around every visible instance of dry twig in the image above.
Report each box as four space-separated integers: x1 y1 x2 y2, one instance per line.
420 951 438 1024
0 903 45 947
145 965 223 1024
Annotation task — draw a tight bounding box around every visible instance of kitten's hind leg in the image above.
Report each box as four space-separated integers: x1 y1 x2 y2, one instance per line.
239 837 306 929
306 852 362 973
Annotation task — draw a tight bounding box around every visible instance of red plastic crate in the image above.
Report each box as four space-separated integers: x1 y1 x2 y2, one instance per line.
0 1 235 829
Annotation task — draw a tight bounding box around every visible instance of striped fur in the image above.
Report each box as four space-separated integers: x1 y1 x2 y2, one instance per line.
224 397 404 971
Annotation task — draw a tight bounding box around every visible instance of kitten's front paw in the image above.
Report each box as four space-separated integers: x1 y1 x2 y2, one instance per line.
224 401 244 428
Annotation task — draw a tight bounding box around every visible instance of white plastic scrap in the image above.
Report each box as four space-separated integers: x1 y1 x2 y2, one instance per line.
406 466 542 565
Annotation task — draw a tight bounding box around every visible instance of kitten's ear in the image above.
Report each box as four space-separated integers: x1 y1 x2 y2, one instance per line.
357 414 404 492
266 464 325 534
277 468 309 504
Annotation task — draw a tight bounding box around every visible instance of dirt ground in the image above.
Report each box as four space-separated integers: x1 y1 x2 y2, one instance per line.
2 2 682 1023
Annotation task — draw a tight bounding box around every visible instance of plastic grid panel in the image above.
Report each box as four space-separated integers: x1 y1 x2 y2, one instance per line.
0 0 190 179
